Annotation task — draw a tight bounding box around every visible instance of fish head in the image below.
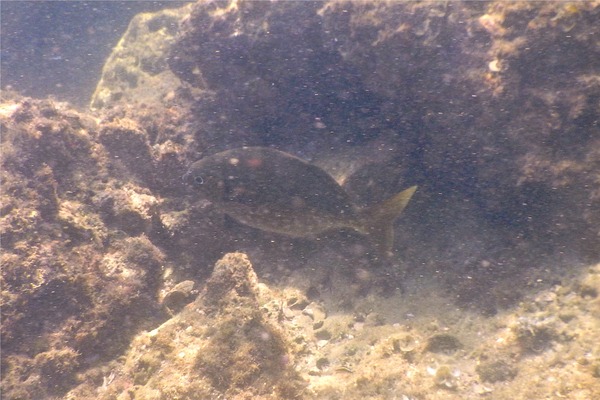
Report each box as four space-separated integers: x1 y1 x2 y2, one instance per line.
184 158 229 203
184 151 261 205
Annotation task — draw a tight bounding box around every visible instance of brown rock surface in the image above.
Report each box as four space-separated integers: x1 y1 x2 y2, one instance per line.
0 96 168 399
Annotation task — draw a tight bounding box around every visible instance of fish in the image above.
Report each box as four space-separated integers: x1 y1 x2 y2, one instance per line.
184 147 416 256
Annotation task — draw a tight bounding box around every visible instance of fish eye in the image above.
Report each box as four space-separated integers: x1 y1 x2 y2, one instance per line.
194 176 204 185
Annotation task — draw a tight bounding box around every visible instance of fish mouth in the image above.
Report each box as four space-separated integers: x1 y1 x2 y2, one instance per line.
181 170 191 184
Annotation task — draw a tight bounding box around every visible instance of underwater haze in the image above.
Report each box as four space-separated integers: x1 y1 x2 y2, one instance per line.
1 1 191 106
1 1 599 399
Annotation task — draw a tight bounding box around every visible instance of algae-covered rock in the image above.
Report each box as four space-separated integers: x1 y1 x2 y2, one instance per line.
166 1 600 308
90 3 194 110
161 279 196 314
70 253 305 400
425 333 463 355
476 358 518 383
0 96 171 399
94 0 599 270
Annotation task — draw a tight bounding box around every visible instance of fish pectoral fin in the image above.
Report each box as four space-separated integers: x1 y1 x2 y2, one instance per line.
360 186 417 256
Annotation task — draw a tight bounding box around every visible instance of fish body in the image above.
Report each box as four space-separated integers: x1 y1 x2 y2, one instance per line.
185 147 416 255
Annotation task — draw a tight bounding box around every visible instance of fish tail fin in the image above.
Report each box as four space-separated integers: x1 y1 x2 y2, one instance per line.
359 186 417 257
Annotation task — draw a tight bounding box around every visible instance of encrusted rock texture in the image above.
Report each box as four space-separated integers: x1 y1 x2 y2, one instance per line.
164 0 600 312
1 1 599 399
0 92 227 399
167 0 600 257
65 253 306 399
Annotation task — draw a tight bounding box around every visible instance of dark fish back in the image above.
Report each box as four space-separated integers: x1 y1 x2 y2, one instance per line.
210 147 355 217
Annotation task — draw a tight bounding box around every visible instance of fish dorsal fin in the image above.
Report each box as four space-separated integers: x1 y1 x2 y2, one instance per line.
359 186 417 257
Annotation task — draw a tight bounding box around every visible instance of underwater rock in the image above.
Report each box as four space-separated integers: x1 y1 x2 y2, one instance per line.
93 0 599 272
57 200 108 246
578 269 600 302
476 358 518 383
428 364 462 390
161 279 196 314
90 3 194 110
98 118 156 182
93 183 161 236
425 333 463 354
202 252 261 307
0 96 170 399
167 0 599 261
70 252 306 399
377 331 421 364
512 316 559 355
34 347 81 392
